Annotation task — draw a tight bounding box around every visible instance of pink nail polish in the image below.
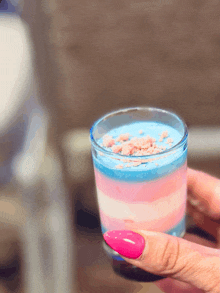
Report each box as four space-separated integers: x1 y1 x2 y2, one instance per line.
103 230 145 259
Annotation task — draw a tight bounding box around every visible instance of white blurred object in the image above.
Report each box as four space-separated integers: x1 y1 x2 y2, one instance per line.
12 97 48 186
0 14 34 185
0 14 31 132
188 127 220 160
62 129 92 182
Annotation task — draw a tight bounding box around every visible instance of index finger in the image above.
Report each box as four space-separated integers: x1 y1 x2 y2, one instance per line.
187 168 220 219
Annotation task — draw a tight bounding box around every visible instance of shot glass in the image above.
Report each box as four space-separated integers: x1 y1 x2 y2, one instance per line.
90 107 188 282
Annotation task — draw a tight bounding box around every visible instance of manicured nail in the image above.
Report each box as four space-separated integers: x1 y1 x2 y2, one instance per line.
103 230 145 259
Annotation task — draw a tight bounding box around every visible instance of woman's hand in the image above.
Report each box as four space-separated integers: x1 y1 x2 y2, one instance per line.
104 169 220 292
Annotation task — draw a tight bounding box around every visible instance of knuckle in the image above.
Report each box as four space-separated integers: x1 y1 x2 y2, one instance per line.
156 237 181 275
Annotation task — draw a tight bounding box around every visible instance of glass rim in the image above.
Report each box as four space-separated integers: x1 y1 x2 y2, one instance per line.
90 107 188 160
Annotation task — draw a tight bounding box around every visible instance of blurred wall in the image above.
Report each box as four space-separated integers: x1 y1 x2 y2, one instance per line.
22 0 220 136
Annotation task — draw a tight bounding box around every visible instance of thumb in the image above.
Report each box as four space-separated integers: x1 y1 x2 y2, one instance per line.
104 230 220 292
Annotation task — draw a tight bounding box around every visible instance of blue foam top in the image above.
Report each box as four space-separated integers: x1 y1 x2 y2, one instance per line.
92 121 187 182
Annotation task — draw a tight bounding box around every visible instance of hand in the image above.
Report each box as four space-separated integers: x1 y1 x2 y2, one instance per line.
104 169 220 292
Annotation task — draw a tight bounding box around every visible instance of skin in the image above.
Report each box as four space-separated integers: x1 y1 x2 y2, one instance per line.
123 169 220 293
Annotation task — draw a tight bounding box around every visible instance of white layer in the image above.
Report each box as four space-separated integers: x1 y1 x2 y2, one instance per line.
97 185 186 222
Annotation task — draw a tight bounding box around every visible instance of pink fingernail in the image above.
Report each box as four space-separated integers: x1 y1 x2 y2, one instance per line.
103 230 145 259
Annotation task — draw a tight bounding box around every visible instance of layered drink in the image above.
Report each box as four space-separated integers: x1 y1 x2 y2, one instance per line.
90 107 188 282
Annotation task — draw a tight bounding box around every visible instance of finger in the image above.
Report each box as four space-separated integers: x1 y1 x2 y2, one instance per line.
187 202 220 245
155 233 217 293
187 168 220 219
104 230 220 292
156 278 204 293
184 232 217 249
156 233 218 293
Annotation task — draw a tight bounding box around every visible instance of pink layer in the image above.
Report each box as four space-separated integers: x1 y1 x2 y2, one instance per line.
100 202 186 232
95 163 187 203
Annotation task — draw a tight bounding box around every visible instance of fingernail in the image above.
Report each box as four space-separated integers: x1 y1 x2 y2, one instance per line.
103 230 145 259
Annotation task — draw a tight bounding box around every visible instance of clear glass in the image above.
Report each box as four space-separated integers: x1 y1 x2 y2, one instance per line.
90 107 188 282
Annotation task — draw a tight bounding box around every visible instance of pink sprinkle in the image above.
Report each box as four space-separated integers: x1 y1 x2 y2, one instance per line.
124 219 134 223
116 164 124 169
146 147 155 154
122 158 131 163
161 131 168 138
116 133 130 142
153 148 162 154
125 164 132 168
103 134 111 140
103 136 115 147
137 150 149 156
132 137 153 150
121 141 133 147
111 145 122 153
166 138 173 144
121 145 135 156
155 163 159 166
104 127 173 163
132 162 141 167
141 159 150 163
159 130 169 141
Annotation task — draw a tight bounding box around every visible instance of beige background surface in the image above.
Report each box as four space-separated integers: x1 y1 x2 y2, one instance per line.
23 0 220 134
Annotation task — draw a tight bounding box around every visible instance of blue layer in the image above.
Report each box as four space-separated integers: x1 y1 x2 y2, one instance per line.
93 121 187 182
102 217 186 261
93 149 187 182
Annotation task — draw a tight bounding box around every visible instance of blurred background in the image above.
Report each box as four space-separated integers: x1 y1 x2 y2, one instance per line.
0 0 219 292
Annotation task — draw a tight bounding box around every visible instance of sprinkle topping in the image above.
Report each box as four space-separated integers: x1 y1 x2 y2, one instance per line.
101 128 174 168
